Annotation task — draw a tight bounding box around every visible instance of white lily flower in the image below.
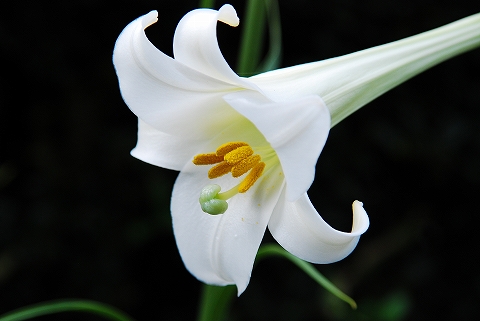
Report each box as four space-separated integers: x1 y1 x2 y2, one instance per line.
113 4 480 295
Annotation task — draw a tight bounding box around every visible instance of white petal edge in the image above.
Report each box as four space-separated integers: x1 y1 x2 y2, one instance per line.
113 11 245 140
131 119 204 171
224 90 330 201
268 193 369 264
171 119 285 295
173 4 256 90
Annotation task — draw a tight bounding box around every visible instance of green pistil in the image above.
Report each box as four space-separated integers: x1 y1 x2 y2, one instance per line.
216 185 240 200
199 184 229 215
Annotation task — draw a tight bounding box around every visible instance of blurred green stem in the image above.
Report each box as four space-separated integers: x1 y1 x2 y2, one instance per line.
197 284 236 321
198 0 215 8
257 0 282 72
196 244 357 321
237 0 267 75
0 300 134 321
257 244 357 309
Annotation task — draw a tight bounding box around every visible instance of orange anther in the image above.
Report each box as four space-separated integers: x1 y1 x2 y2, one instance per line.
208 161 233 179
216 142 248 156
224 146 254 165
238 162 266 193
231 155 261 177
193 153 224 165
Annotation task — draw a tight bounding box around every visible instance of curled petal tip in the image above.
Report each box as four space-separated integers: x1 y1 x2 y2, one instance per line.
352 200 370 234
353 200 363 207
268 194 370 264
142 10 158 28
218 4 239 27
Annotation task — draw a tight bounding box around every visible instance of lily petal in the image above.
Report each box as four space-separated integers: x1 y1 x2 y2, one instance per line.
171 120 285 295
173 4 255 90
268 193 369 264
131 119 204 171
113 10 245 140
224 90 330 202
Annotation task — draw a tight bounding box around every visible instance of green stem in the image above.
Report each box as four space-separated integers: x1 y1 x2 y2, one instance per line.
196 284 236 321
237 0 267 75
256 244 357 309
257 0 282 73
198 0 215 8
0 300 135 321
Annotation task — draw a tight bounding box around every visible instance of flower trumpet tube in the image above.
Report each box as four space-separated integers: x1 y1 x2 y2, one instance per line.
113 4 479 295
250 12 480 126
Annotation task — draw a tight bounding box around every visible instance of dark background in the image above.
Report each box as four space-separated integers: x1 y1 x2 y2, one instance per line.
1 0 480 320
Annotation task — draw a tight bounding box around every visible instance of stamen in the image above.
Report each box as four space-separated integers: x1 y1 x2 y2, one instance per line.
225 146 254 165
208 161 233 179
238 162 266 193
231 154 261 177
216 141 248 156
193 141 271 215
193 153 224 165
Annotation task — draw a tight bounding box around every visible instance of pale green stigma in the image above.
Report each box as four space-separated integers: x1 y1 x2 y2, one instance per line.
199 184 228 215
